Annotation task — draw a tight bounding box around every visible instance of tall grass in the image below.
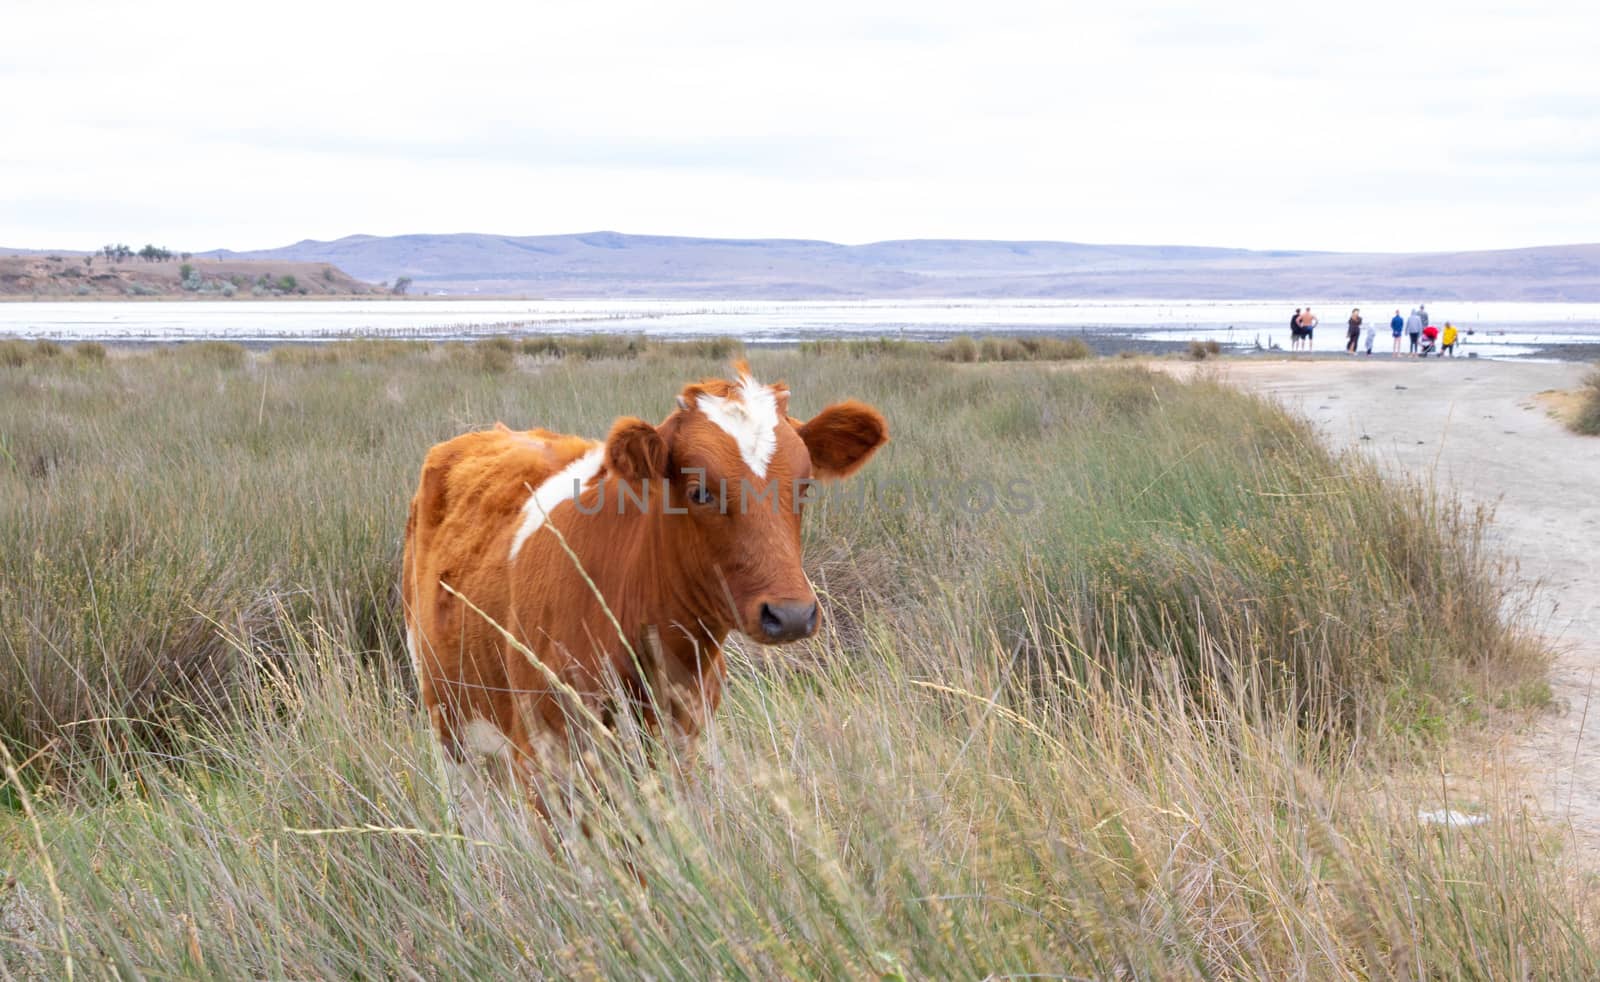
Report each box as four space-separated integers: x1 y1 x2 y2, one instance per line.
0 342 1585 977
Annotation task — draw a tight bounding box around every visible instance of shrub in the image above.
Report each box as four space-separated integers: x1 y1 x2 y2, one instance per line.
73 342 107 362
125 282 161 296
979 337 1026 361
447 340 514 374
1186 339 1223 360
341 338 431 361
1017 336 1092 360
270 341 433 367
277 275 298 293
0 338 72 366
799 338 930 359
659 336 744 360
518 334 652 361
269 345 342 367
181 340 247 369
1574 366 1600 436
0 338 30 366
940 335 979 362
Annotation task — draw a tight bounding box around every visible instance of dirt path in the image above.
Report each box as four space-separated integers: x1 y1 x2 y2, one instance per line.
1180 356 1600 855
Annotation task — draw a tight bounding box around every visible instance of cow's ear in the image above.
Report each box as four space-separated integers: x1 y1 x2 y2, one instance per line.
604 417 668 481
798 401 888 480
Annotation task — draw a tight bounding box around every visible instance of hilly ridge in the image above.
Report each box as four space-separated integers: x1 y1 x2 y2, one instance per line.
51 232 1600 301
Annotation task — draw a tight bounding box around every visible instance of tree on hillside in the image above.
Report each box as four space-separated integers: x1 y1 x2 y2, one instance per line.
392 276 412 296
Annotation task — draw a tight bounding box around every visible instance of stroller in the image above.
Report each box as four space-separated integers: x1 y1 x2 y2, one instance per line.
1419 325 1440 356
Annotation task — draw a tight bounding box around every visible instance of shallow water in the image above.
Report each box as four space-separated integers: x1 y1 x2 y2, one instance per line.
3 299 1597 359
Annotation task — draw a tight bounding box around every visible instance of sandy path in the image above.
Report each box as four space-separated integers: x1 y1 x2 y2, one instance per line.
1178 356 1600 854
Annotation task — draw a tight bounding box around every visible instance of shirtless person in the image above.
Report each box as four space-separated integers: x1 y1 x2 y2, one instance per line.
1298 307 1318 352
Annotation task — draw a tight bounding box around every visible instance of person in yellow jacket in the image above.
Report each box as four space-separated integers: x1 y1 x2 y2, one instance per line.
1441 322 1460 357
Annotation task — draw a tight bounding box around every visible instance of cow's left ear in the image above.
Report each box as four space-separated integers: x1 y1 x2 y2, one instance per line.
604 417 668 481
797 401 888 480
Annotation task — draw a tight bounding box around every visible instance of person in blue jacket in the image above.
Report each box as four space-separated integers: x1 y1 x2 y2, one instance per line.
1390 310 1405 355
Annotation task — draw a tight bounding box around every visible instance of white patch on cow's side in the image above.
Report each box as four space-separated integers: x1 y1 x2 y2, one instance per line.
509 446 604 561
697 371 780 478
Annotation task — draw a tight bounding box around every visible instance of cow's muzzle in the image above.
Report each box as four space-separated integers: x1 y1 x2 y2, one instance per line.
758 600 819 643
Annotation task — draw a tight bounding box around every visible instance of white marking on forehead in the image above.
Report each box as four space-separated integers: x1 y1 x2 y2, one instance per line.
696 372 780 478
508 446 604 561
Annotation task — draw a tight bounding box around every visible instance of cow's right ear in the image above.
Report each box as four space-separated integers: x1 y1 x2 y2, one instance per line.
604 417 668 481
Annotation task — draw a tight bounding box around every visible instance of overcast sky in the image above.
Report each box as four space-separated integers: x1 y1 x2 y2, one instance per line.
3 0 1595 252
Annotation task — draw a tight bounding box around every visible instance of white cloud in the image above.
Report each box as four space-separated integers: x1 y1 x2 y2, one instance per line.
2 0 1595 251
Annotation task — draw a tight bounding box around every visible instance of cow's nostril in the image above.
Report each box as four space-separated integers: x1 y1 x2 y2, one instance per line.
760 603 784 638
759 601 818 641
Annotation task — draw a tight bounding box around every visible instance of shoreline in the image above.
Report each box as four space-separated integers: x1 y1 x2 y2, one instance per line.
6 331 1596 363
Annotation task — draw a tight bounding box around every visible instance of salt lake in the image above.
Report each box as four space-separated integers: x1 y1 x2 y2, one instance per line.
3 299 1598 359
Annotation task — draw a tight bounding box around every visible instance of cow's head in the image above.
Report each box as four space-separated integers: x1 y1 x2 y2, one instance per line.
602 365 887 644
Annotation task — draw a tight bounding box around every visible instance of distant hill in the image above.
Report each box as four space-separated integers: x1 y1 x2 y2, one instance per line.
19 233 1600 300
0 254 379 300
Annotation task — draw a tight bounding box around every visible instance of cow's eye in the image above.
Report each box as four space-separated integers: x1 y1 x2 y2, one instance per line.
688 483 717 507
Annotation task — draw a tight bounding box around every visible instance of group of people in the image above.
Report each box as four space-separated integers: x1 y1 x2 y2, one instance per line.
1288 304 1461 357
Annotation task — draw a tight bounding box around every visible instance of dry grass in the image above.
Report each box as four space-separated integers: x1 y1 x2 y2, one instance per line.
0 341 1589 977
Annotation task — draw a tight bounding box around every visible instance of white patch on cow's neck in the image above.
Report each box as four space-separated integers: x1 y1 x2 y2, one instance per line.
509 447 604 561
696 372 780 478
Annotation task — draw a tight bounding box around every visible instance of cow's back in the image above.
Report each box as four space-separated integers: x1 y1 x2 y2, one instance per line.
402 425 598 756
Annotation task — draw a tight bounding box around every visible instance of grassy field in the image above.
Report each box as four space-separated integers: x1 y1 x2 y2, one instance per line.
0 339 1592 977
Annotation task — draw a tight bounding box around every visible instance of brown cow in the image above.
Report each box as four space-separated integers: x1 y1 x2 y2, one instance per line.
401 365 887 787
